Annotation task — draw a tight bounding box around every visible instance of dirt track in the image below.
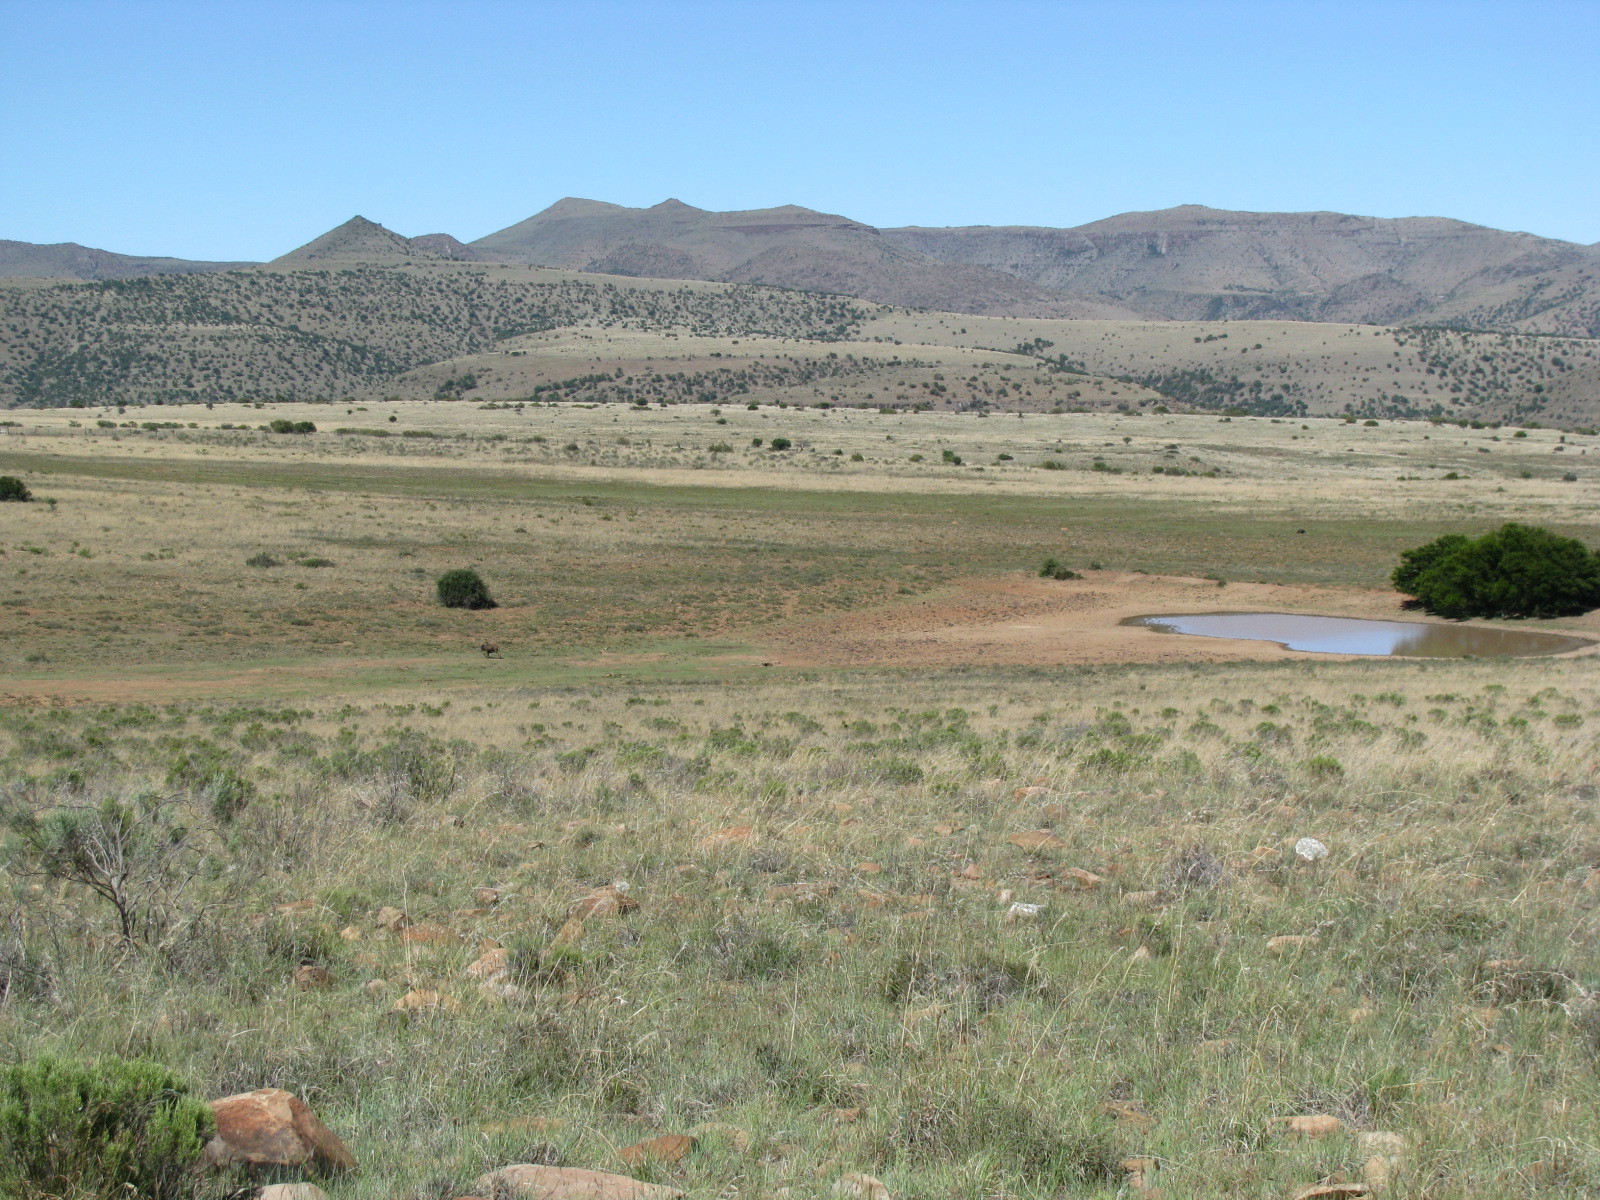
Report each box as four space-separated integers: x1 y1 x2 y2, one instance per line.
762 571 1600 668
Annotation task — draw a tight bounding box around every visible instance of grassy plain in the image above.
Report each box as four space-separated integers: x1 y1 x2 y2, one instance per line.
4 401 1600 1199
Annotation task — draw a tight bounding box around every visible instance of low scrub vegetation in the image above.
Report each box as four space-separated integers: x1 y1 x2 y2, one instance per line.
2 660 1598 1197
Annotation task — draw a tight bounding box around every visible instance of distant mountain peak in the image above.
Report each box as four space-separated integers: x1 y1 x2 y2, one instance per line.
273 216 447 264
650 198 703 213
536 197 633 220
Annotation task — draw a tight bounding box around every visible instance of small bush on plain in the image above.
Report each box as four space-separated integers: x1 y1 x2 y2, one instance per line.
436 568 496 610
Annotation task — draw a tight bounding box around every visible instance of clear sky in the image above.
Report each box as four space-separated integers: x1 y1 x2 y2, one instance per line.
3 0 1596 261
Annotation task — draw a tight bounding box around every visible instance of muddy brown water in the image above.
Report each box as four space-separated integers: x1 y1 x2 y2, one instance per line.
1127 612 1592 658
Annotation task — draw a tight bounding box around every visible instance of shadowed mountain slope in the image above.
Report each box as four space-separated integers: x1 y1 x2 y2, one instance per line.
468 198 1134 318
884 205 1600 333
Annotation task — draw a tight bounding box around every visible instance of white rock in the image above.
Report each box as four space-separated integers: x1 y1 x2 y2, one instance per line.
1007 902 1044 918
1294 837 1330 862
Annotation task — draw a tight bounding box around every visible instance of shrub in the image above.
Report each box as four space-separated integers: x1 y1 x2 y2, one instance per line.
0 1057 213 1200
1039 557 1081 581
1392 523 1600 619
244 552 280 568
941 449 963 464
0 475 32 502
436 568 496 610
268 418 316 434
768 436 793 451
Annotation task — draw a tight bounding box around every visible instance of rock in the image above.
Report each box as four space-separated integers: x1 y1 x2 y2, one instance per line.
293 965 332 990
1013 785 1050 800
569 883 637 919
1059 867 1103 890
1102 1101 1156 1129
548 918 587 948
275 900 315 915
362 979 387 997
1285 1114 1345 1138
1294 837 1330 862
1292 1185 1368 1200
373 906 410 932
1006 902 1044 920
474 887 503 905
257 1186 330 1200
857 862 884 874
831 1107 864 1124
399 923 460 946
393 988 462 1013
1267 934 1321 953
466 948 512 981
1197 1038 1233 1054
337 925 363 942
1120 1157 1157 1190
474 1164 683 1200
1008 830 1066 852
206 1088 356 1174
1122 891 1162 908
834 1174 891 1200
618 1134 696 1166
479 981 531 1004
1361 1155 1393 1192
1356 1132 1406 1155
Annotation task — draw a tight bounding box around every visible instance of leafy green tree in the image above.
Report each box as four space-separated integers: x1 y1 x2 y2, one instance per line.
0 475 31 502
1392 523 1600 618
437 568 496 610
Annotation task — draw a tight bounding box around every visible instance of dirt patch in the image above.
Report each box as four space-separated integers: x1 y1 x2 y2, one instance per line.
760 571 1600 668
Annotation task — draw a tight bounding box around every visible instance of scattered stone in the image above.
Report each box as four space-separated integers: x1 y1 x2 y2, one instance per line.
1129 946 1154 963
474 1164 683 1200
393 988 462 1014
831 1107 864 1124
1120 1157 1157 1190
337 925 363 943
856 861 884 874
618 1134 696 1166
1294 837 1330 862
549 918 587 948
1292 1185 1368 1200
474 887 502 905
206 1088 356 1174
834 1174 891 1200
275 900 315 916
257 1185 330 1200
1014 785 1050 800
1102 1101 1156 1129
1361 1155 1394 1192
1006 902 1044 920
1007 830 1066 852
373 906 410 932
1284 1114 1345 1138
1122 891 1162 908
293 965 332 990
1197 1038 1234 1055
466 948 511 981
400 923 460 946
1266 935 1321 953
570 883 637 919
1356 1132 1406 1155
685 1122 750 1150
1059 867 1103 890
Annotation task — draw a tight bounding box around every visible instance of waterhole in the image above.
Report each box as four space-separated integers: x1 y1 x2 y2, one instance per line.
1127 612 1591 658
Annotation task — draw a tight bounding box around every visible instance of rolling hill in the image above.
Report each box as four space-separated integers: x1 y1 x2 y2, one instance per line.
0 239 252 281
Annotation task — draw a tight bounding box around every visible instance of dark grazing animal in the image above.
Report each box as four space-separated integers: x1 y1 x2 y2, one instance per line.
479 641 500 658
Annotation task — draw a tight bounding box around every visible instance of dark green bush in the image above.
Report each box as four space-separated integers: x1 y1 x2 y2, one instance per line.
436 568 496 610
0 1057 213 1200
1039 557 1082 581
0 475 32 502
1392 523 1600 619
244 552 280 568
768 436 792 451
267 419 316 434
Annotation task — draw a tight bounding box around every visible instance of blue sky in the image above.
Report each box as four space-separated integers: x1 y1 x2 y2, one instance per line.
2 0 1596 260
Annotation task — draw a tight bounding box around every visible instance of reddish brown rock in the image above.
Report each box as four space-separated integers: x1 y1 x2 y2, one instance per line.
205 1088 356 1173
618 1133 696 1166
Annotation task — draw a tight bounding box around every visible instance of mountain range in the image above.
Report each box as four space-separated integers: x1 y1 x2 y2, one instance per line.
5 200 1598 336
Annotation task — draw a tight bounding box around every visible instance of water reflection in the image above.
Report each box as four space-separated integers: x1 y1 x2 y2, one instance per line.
1129 612 1591 658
